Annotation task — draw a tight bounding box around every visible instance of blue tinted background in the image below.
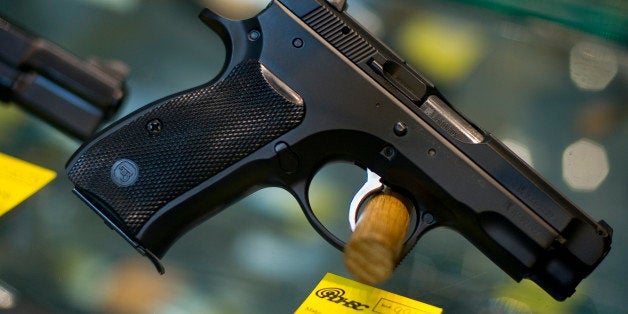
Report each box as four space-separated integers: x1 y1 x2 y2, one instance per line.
0 0 626 313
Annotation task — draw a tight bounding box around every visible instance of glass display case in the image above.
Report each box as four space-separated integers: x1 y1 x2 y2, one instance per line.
1 0 625 312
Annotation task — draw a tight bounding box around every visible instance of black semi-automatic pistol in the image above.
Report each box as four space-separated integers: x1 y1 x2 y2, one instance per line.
65 0 612 300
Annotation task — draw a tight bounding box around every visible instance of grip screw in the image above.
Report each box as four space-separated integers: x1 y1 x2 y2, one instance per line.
146 119 162 134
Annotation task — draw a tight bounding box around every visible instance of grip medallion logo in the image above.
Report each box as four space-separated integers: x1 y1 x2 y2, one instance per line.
315 287 370 311
111 159 139 187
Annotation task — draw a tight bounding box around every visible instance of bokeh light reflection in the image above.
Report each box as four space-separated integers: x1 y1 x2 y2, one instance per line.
562 138 610 192
0 283 16 310
569 41 618 91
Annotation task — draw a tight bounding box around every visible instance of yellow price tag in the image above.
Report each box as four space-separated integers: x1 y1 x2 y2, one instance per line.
0 153 57 217
296 273 442 314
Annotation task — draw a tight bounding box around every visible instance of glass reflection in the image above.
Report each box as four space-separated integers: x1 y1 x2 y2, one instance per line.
0 0 625 313
569 41 618 91
562 138 610 192
0 281 16 310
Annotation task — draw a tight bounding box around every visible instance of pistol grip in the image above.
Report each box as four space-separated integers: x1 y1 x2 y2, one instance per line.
66 59 305 262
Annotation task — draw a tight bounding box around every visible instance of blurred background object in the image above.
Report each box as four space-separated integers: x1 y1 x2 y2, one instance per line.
200 0 270 20
0 0 625 313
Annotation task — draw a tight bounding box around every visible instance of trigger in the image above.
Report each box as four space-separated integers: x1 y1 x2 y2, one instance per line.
349 169 384 231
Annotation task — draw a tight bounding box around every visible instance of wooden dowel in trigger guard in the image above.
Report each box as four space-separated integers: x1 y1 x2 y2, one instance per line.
344 189 412 285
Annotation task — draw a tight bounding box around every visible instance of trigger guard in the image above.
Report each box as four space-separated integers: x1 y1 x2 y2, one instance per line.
290 170 427 263
296 175 426 266
399 204 425 260
349 170 430 264
291 181 347 252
